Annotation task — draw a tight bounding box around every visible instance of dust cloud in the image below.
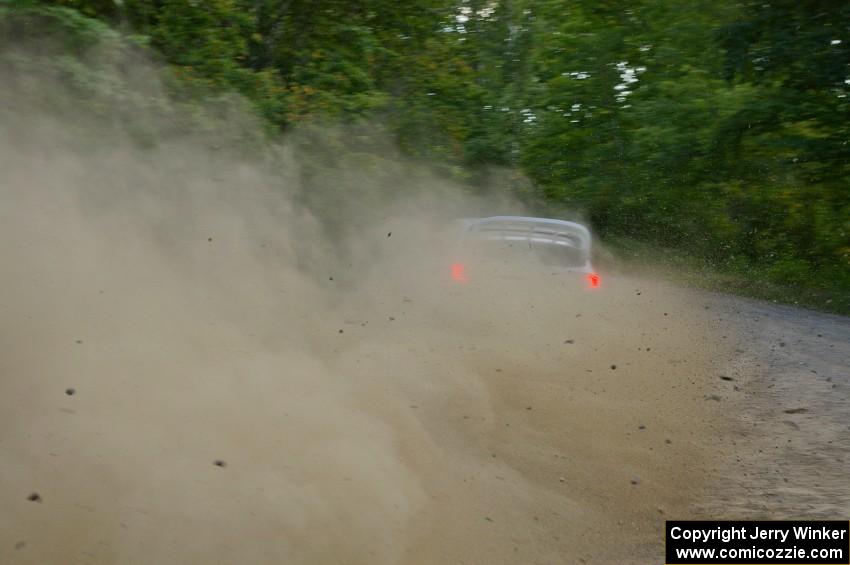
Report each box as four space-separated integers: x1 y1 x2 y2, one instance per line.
0 49 734 564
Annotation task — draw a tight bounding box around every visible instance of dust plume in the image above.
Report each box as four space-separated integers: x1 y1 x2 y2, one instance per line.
0 45 734 565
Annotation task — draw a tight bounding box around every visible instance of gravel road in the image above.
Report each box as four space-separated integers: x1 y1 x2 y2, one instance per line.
699 293 850 519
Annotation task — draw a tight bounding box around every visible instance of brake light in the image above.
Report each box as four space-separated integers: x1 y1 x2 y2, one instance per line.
586 272 600 288
451 262 468 283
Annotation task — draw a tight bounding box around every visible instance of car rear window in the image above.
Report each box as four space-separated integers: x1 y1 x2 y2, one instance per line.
463 237 587 269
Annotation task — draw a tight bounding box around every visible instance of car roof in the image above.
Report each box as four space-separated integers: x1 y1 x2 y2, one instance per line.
461 216 591 250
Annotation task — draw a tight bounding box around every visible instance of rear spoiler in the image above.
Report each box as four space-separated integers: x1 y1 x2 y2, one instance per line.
461 216 591 251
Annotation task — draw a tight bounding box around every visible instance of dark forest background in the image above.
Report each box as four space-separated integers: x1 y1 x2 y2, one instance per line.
2 0 849 310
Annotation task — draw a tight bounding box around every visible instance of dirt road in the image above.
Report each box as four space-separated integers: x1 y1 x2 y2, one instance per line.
698 294 850 521
7 252 847 565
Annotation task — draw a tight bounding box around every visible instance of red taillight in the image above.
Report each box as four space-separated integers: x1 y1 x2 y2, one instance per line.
451 262 468 283
586 272 600 288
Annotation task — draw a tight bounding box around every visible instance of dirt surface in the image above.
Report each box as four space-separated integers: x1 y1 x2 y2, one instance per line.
338 275 735 565
4 240 847 565
0 238 731 565
696 295 850 520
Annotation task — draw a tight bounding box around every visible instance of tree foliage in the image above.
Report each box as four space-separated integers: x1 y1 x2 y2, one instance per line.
2 0 849 300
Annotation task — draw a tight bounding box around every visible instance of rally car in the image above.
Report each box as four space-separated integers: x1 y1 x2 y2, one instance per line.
450 216 600 289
